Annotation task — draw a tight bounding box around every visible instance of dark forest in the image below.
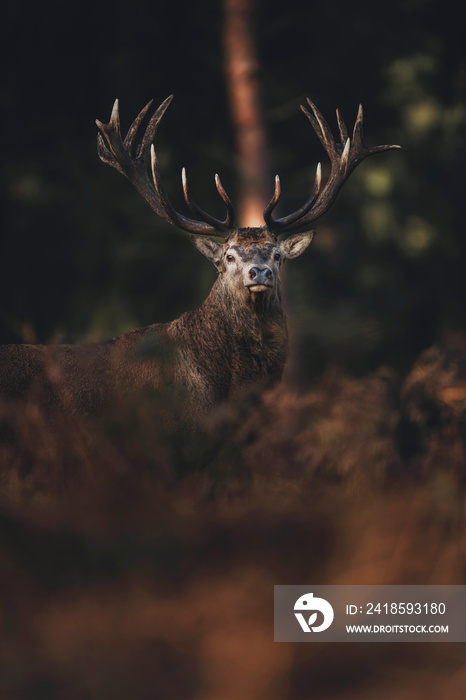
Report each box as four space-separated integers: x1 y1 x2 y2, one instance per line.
1 0 466 697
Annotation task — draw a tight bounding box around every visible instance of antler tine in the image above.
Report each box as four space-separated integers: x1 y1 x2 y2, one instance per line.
263 175 282 225
215 174 235 228
341 138 350 177
352 103 364 149
352 104 402 156
140 95 174 155
336 108 349 146
181 168 235 230
96 99 126 175
302 99 339 160
264 164 322 230
110 98 120 131
150 147 215 234
149 145 179 224
96 97 231 238
123 99 154 153
265 99 401 234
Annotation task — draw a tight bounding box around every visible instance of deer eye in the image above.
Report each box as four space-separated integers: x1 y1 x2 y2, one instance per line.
226 254 235 262
274 253 281 261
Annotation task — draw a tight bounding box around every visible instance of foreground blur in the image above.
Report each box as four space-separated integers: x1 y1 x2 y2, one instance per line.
1 335 466 700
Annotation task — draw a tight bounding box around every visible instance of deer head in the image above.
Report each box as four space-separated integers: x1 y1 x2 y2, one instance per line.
96 96 400 302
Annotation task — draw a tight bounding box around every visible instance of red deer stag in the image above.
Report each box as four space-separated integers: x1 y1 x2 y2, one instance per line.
0 95 399 424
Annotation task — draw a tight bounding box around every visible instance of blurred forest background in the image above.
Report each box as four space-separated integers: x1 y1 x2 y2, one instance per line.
2 1 466 699
2 0 464 380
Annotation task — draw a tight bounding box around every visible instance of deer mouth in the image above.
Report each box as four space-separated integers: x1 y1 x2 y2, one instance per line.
246 282 273 292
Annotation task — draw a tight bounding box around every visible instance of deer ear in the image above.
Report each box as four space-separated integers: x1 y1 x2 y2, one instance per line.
279 231 315 260
191 235 224 269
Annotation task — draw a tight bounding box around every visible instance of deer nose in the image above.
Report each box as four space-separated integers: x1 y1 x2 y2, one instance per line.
249 266 273 283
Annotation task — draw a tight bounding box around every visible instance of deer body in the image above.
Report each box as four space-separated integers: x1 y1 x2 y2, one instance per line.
0 95 399 424
0 228 296 422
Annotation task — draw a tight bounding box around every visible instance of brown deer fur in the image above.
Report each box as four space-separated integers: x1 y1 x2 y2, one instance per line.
0 95 399 426
0 228 312 424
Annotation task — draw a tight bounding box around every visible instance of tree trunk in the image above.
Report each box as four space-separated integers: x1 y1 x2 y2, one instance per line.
223 0 268 227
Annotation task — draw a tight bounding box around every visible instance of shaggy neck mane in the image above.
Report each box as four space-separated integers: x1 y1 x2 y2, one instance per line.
201 275 284 328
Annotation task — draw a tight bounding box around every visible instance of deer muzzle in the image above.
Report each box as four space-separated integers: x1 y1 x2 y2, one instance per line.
245 265 274 290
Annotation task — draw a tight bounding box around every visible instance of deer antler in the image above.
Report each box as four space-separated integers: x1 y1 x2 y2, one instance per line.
264 99 401 233
96 97 235 237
